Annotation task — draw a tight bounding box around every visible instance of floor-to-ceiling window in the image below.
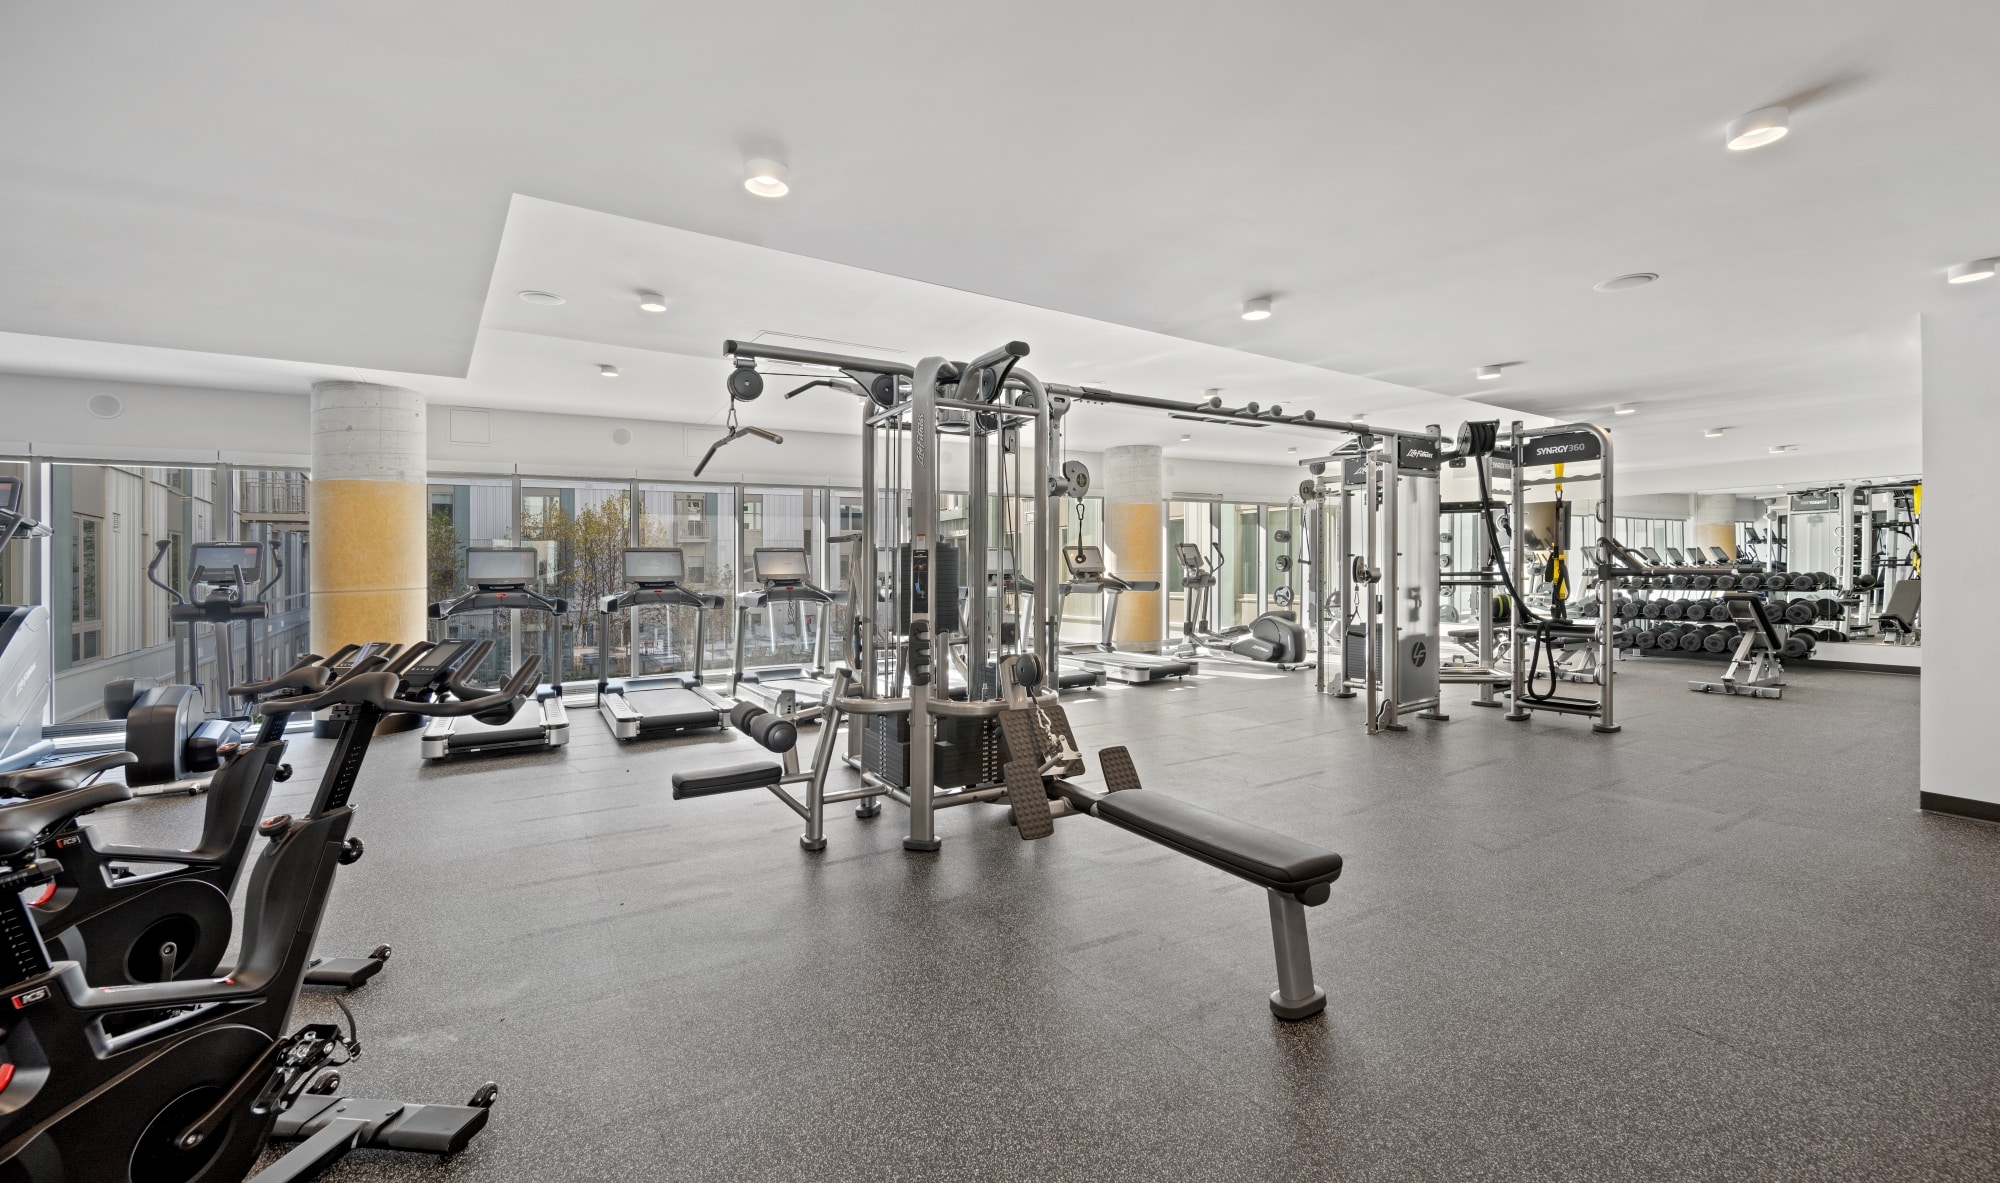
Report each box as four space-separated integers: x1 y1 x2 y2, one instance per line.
634 484 738 677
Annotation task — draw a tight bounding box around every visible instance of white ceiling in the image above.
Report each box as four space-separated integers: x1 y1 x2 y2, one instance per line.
1 1 1992 489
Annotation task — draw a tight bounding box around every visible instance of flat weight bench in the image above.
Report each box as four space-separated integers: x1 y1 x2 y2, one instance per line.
670 702 798 800
997 700 1344 1020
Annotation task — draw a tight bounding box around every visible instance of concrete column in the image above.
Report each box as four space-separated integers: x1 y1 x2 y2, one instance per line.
1693 493 1737 560
1102 445 1164 652
309 381 428 655
1920 306 1998 821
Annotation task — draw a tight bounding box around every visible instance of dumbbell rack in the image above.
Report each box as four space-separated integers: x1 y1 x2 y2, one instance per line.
1601 567 1849 662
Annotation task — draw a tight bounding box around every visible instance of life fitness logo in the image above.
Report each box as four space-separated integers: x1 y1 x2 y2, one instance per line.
1410 640 1428 668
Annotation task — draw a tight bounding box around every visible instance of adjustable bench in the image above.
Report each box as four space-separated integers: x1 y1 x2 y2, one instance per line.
997 701 1344 1020
1688 593 1785 699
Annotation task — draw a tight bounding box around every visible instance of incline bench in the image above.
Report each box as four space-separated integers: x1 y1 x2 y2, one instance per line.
1688 592 1785 699
996 657 1344 1020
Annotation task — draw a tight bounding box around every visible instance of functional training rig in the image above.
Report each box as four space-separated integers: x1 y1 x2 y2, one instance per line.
686 338 1348 1019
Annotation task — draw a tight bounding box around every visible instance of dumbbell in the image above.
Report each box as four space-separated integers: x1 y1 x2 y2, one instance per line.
1654 625 1682 649
1781 633 1814 660
1854 573 1881 590
1660 598 1685 620
1783 600 1815 625
1737 573 1762 590
1816 597 1841 620
1641 598 1665 619
1714 573 1737 590
1816 572 1839 589
1620 599 1642 619
1703 625 1742 653
1788 572 1815 591
1668 573 1690 589
1634 627 1658 650
1677 628 1708 652
1690 573 1712 590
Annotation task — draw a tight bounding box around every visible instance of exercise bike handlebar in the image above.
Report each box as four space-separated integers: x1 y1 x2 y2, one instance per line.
147 539 187 606
272 656 541 719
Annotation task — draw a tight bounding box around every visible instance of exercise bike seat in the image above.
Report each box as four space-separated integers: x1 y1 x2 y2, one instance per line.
0 779 133 856
0 751 139 799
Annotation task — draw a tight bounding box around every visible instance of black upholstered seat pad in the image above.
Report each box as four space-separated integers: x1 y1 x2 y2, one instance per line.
1096 791 1343 890
0 751 137 797
671 760 783 799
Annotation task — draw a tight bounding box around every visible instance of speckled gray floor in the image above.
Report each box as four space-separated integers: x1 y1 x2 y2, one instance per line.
91 657 1997 1181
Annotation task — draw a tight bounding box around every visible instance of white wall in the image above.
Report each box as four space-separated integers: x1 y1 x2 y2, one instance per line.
0 374 310 466
1919 306 1998 816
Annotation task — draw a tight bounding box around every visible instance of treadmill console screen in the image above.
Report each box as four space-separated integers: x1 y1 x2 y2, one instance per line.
755 548 810 583
0 477 18 514
1065 545 1105 576
624 548 686 584
1709 546 1732 563
466 547 538 586
1639 546 1663 564
190 543 265 586
1664 547 1686 565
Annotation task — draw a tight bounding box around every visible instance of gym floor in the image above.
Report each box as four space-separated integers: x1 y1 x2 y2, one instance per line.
100 659 1991 1181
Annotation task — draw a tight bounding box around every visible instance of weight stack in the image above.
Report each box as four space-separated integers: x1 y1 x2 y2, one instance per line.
861 711 1003 790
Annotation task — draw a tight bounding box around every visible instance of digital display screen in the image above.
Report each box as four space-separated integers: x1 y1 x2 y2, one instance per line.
466 547 538 584
0 477 18 514
624 548 685 582
1064 545 1103 575
190 543 265 583
1709 546 1731 563
1175 543 1204 565
1639 547 1663 564
754 548 810 581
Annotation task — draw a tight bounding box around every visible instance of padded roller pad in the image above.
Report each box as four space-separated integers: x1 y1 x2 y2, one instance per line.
671 761 783 799
1095 791 1343 896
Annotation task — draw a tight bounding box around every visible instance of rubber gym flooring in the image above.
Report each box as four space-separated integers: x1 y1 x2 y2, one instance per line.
94 657 1994 1181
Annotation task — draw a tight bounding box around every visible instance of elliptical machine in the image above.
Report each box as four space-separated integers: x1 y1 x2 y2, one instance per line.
0 642 525 1181
0 476 57 774
1173 541 1311 667
103 539 283 788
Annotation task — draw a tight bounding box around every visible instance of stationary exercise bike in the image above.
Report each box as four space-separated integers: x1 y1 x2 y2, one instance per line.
0 642 525 1182
1173 542 1311 667
0 646 392 989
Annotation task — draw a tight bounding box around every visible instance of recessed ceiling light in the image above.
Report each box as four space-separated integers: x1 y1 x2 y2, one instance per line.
1769 444 1797 454
599 364 620 378
1286 446 1299 454
1725 106 1790 151
1241 296 1273 321
1180 434 1192 442
1613 404 1638 415
638 290 668 312
744 157 790 198
1476 365 1505 381
1946 258 1998 284
518 290 565 305
1704 428 1726 438
1594 273 1658 293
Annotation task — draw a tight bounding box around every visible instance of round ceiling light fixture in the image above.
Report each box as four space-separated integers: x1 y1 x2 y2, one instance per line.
1704 428 1726 438
1476 365 1505 381
611 427 633 446
87 394 123 419
1286 446 1299 454
598 364 620 378
1594 273 1658 293
518 290 565 305
744 157 790 198
637 290 668 311
1725 106 1790 151
1613 404 1638 415
1769 444 1798 454
1180 434 1192 442
1946 258 1998 285
1241 296 1273 321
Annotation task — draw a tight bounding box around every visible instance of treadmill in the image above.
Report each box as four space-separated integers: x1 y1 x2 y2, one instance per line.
422 547 570 759
731 547 837 719
1057 545 1196 684
982 546 1102 692
596 548 729 740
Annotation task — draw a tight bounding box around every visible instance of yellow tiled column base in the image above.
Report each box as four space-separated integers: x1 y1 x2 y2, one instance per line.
1106 500 1164 648
1695 524 1738 562
309 479 428 654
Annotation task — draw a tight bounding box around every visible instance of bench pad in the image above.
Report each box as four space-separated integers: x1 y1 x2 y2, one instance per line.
1096 791 1343 893
671 761 783 799
0 752 138 798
